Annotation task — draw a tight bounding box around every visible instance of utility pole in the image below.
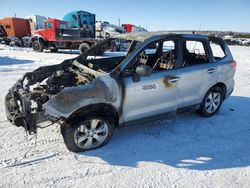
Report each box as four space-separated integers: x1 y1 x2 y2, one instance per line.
118 18 120 27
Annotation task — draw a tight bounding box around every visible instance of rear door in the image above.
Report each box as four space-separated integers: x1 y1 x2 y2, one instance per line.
177 37 218 108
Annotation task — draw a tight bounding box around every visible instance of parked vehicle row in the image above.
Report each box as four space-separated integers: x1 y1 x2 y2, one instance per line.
0 10 148 53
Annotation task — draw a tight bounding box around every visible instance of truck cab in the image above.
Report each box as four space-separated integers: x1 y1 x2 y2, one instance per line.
31 18 96 53
35 18 68 41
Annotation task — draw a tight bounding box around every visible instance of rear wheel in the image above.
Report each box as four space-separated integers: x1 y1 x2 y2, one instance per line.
200 86 224 117
79 43 90 54
32 40 44 52
61 116 115 152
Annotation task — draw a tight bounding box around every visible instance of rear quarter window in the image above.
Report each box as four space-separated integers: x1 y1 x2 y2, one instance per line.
210 41 226 60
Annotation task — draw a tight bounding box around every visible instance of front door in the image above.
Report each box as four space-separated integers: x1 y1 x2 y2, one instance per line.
42 21 55 41
121 38 180 122
122 69 180 122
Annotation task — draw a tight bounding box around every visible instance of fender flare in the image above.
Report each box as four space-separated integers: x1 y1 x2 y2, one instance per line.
66 103 119 127
29 35 46 47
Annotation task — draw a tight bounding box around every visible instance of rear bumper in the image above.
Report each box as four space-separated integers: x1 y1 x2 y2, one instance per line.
5 85 48 134
225 79 235 99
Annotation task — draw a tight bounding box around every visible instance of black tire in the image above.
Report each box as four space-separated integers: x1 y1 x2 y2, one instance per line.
199 86 224 117
32 40 44 52
18 39 24 47
61 115 115 152
50 48 58 53
79 43 90 54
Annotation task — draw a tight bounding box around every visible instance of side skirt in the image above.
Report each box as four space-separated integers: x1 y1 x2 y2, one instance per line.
120 104 200 127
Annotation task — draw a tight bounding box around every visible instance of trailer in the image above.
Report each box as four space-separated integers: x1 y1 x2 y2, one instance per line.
0 17 31 38
30 18 98 53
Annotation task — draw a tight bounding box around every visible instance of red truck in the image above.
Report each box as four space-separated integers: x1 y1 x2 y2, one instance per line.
30 18 97 53
122 24 147 33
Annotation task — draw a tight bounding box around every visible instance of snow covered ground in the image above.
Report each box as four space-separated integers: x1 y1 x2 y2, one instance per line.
0 45 250 188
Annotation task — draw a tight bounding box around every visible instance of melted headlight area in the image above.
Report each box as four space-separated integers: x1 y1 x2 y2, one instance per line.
5 64 95 134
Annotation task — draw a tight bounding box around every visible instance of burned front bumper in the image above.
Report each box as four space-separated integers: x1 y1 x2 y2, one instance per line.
5 84 49 134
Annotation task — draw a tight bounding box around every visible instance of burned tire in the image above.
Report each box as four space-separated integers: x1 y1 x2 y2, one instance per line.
32 40 44 52
79 43 90 54
61 116 115 152
199 86 224 117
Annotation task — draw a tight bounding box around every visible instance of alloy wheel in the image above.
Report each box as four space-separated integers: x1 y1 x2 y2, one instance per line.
73 119 109 150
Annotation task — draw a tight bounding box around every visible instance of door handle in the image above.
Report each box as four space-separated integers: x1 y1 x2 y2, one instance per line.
207 68 217 74
168 76 180 83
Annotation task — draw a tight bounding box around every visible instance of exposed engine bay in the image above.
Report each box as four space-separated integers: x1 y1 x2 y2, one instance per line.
4 61 89 133
5 49 126 134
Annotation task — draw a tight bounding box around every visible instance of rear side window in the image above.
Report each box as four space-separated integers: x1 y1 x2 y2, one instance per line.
183 40 209 66
186 41 206 54
210 41 226 60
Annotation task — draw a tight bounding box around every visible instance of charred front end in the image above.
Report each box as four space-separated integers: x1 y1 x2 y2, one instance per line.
5 58 96 134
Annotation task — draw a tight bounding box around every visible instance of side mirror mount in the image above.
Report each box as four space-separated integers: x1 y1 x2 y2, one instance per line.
135 65 152 77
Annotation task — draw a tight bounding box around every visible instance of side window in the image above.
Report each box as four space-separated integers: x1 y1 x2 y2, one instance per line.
45 22 53 29
59 23 66 29
183 40 209 66
186 41 206 54
125 40 178 75
5 25 11 29
163 41 175 52
209 41 226 60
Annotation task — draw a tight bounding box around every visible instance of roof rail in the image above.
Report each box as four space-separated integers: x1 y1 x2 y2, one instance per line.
161 30 197 34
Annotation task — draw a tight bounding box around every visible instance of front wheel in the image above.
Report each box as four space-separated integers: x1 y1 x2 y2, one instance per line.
61 116 114 152
200 86 224 117
79 42 90 54
32 40 44 52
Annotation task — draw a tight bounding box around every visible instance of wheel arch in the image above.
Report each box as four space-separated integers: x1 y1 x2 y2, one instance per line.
66 103 119 127
211 82 227 99
30 35 46 46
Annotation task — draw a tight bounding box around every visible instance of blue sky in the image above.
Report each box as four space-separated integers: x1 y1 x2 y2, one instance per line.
0 0 249 32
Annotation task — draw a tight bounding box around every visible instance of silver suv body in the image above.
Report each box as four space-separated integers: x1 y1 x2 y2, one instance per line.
5 32 236 152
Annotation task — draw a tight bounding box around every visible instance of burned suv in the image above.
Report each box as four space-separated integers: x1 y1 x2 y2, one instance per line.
5 32 236 152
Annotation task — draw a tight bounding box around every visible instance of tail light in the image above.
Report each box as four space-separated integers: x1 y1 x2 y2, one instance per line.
230 60 237 71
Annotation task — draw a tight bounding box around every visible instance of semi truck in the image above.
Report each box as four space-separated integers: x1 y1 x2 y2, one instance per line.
0 17 31 38
30 18 97 53
0 17 31 46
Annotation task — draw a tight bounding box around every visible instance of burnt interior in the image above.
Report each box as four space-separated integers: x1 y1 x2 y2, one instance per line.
84 56 125 72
